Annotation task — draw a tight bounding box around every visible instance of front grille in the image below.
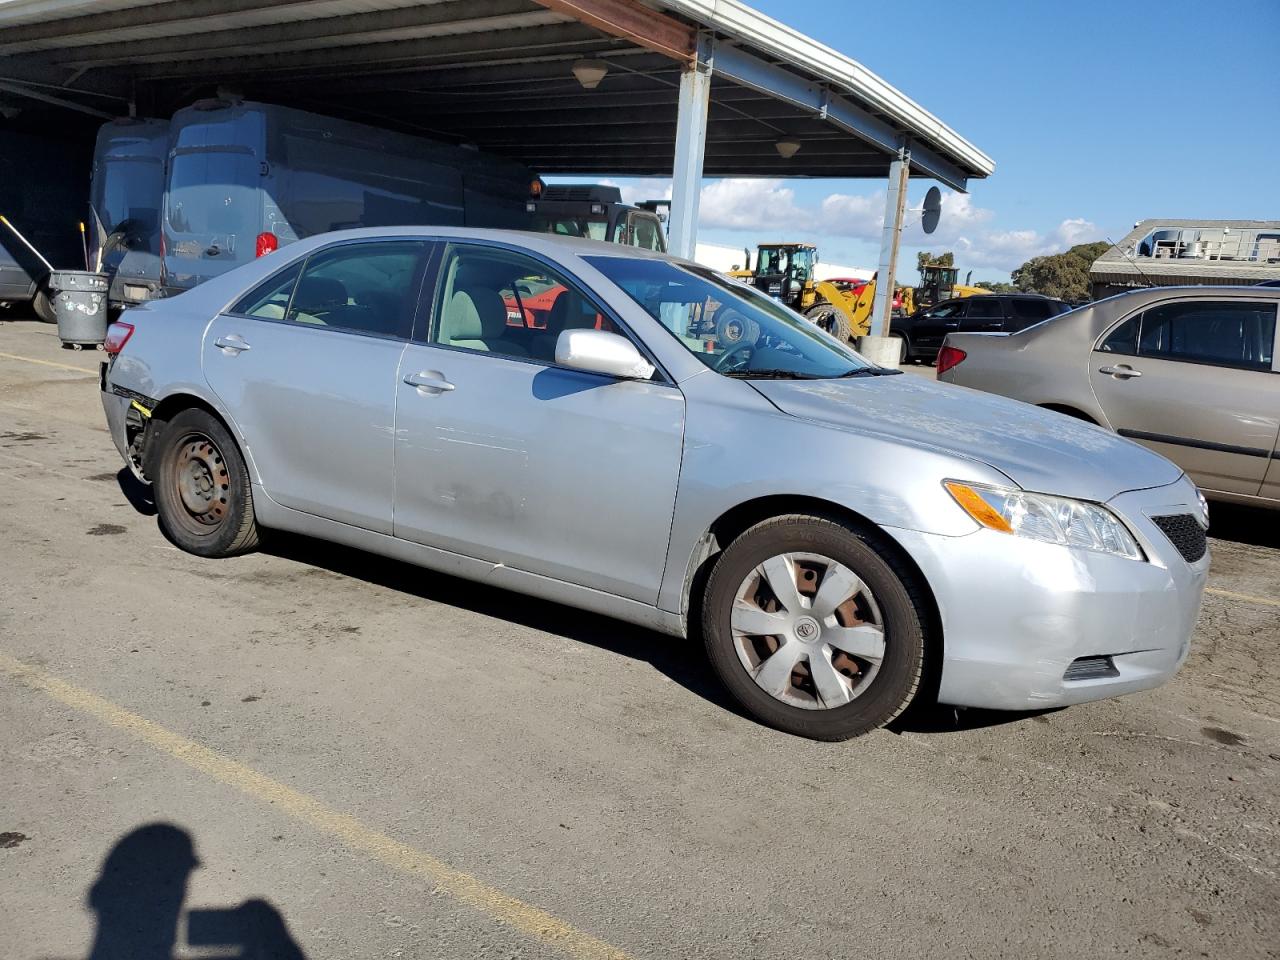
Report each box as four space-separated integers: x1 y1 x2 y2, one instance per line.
1063 656 1120 681
1152 513 1208 563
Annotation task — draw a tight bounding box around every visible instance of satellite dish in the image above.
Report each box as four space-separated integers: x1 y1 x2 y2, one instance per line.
922 186 942 235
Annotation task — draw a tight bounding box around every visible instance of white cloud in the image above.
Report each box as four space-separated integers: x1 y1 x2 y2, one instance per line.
559 176 1101 277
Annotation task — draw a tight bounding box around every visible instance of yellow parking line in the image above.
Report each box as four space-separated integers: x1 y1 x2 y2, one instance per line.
1205 587 1280 609
0 651 629 960
0 350 97 375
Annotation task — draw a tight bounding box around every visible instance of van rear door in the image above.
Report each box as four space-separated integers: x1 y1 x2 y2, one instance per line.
163 146 261 292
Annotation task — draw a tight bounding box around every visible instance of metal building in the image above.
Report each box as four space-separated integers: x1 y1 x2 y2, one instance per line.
1092 219 1280 299
0 0 994 334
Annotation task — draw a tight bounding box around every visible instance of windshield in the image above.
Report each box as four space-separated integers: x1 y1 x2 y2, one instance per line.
757 246 813 277
533 216 609 242
586 256 878 379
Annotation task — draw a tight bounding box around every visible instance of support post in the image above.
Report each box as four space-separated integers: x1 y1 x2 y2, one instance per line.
667 34 713 260
869 145 910 338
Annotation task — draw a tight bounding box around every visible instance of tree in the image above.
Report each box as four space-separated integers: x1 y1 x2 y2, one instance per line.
1011 241 1109 301
974 280 1016 293
916 250 954 278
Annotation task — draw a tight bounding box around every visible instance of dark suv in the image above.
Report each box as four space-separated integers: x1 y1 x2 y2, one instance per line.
892 294 1072 363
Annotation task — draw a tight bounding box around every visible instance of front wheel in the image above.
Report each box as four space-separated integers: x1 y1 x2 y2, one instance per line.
893 334 910 364
805 305 852 343
153 408 260 557
701 515 925 740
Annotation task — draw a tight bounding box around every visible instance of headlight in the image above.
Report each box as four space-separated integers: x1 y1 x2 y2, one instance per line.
1196 489 1210 529
945 481 1145 561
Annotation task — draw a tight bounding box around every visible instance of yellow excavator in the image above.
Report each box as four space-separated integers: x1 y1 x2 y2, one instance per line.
807 264 988 343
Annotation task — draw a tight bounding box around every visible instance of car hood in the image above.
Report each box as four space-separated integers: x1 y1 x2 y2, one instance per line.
750 374 1183 502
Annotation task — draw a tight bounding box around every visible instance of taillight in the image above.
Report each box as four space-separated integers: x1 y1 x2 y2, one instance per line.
936 345 967 375
255 232 279 257
104 321 135 356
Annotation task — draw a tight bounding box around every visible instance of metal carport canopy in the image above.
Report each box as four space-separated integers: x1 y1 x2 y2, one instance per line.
0 0 994 190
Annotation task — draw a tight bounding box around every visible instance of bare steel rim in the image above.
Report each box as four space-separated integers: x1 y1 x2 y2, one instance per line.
731 551 886 711
169 432 231 534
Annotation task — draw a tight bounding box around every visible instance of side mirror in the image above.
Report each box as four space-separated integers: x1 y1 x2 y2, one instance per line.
555 328 655 380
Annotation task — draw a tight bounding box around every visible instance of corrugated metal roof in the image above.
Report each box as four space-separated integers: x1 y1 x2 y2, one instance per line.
1093 219 1280 286
0 0 993 185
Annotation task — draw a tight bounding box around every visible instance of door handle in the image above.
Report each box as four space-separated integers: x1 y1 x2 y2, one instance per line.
404 371 455 393
213 335 251 354
1099 364 1141 379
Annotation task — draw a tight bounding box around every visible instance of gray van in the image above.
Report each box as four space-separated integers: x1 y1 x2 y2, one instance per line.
89 118 170 308
161 100 534 295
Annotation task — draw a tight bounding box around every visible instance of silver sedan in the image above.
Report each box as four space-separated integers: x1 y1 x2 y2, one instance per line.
101 228 1207 740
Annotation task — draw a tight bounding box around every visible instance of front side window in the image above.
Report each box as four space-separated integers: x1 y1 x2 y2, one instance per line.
922 301 965 320
432 245 617 363
587 256 877 379
626 213 665 251
1137 301 1276 370
277 241 424 337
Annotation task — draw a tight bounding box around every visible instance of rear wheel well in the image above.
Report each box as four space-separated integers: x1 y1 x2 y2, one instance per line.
1039 403 1098 424
143 394 235 479
689 495 943 703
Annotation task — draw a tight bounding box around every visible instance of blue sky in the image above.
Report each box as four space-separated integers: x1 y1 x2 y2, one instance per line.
597 0 1280 280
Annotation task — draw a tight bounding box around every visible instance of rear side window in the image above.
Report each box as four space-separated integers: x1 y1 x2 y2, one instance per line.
230 261 303 319
966 299 1003 319
1010 299 1053 322
1100 301 1276 370
1138 301 1275 370
284 241 425 337
1100 315 1139 355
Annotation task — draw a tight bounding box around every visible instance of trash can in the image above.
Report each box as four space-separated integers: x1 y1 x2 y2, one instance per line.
49 270 110 349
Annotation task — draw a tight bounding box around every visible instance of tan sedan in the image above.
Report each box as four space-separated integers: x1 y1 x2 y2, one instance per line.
938 286 1280 509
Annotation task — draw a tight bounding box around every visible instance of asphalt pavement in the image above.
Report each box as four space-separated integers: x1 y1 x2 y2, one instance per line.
2 314 1277 960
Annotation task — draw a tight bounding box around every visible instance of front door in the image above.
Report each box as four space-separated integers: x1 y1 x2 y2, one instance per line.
202 238 427 532
912 299 967 354
392 242 685 603
1089 298 1279 495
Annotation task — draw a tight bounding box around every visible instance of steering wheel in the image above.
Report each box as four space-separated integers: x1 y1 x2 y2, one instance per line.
714 339 755 373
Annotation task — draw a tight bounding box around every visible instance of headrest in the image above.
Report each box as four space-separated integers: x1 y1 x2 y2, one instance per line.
448 286 508 341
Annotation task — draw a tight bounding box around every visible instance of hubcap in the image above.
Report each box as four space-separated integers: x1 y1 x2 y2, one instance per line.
731 552 885 710
174 436 230 527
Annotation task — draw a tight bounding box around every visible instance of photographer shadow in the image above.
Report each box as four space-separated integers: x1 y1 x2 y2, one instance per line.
86 823 306 960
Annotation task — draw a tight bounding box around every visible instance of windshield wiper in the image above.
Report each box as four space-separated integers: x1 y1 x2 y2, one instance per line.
724 368 818 379
837 366 903 378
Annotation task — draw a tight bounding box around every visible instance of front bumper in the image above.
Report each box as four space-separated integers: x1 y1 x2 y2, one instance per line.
887 476 1208 711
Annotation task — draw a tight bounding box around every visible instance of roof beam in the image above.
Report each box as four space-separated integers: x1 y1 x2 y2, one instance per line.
0 0 334 54
47 1 558 68
121 22 614 78
529 0 695 62
711 42 969 191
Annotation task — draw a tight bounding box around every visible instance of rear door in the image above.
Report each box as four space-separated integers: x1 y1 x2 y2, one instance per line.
1089 298 1279 495
164 147 262 291
960 297 1005 332
202 239 428 532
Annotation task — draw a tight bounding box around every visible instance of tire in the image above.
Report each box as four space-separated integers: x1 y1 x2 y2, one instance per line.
152 407 260 557
702 515 926 740
715 310 760 347
32 287 56 323
806 305 852 343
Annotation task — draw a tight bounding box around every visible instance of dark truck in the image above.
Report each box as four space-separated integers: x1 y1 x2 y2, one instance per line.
527 184 666 252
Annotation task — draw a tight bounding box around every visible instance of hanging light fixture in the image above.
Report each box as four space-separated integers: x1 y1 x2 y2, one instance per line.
775 139 802 159
572 59 609 90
